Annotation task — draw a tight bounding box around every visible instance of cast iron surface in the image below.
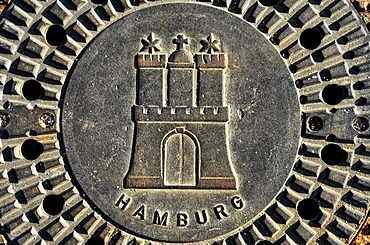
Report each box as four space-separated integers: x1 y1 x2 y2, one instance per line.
0 0 369 244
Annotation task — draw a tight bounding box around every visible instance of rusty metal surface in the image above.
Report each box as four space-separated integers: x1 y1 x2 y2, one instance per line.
0 0 10 17
352 218 370 244
352 0 370 26
0 234 7 245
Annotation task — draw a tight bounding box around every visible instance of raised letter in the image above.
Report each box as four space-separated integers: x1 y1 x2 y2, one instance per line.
177 213 188 227
195 210 208 224
115 193 131 211
133 205 146 220
231 196 244 210
153 211 168 226
214 205 229 220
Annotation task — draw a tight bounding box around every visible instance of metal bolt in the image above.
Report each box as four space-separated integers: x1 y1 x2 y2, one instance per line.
307 116 324 131
0 112 10 128
352 117 369 132
39 113 55 128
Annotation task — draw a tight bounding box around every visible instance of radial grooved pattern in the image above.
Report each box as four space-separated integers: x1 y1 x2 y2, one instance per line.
0 0 369 244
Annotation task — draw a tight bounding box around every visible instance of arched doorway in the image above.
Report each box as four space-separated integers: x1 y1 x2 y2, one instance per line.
163 128 199 187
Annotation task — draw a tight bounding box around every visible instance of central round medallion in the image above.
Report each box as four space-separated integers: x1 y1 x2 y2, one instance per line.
61 3 300 242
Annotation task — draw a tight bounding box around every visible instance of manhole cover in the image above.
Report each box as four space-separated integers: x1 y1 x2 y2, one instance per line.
0 0 369 244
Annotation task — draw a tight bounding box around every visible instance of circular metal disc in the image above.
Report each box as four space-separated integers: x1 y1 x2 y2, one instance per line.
0 0 369 244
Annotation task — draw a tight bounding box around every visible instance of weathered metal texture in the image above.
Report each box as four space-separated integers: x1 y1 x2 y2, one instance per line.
0 0 369 244
0 234 7 245
0 0 10 18
352 219 370 244
352 0 370 27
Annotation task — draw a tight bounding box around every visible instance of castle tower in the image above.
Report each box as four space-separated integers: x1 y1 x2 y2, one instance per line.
195 34 227 106
124 34 236 190
167 35 195 106
136 33 166 106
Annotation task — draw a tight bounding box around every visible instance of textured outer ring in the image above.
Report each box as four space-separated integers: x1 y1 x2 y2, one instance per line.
0 0 369 244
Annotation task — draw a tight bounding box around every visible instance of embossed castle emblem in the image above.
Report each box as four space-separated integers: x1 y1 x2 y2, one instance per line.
124 33 236 189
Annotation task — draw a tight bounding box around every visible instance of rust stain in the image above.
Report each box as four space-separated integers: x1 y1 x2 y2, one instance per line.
352 214 370 245
0 0 11 17
352 0 370 27
0 234 7 245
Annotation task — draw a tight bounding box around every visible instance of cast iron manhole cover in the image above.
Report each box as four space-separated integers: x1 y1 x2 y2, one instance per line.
0 0 370 244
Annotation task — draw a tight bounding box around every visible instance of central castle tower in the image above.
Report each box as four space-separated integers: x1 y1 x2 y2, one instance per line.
124 33 236 189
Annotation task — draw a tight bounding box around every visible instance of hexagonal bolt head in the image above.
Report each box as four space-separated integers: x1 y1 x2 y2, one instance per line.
39 113 55 128
307 116 324 131
352 117 369 132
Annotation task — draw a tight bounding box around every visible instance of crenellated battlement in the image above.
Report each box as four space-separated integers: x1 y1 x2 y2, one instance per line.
137 54 167 68
134 33 229 120
133 105 229 122
195 54 226 69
